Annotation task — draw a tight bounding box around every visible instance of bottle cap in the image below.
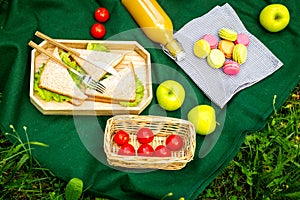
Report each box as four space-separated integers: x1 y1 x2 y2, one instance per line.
175 51 185 61
164 39 185 61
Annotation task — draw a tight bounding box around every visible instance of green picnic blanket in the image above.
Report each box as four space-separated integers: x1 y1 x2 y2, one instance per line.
0 0 299 199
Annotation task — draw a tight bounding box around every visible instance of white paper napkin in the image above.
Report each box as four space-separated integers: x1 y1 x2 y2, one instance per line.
171 3 283 108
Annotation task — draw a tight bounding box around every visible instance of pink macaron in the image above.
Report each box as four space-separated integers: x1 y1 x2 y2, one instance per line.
202 34 218 49
223 60 240 75
235 33 250 47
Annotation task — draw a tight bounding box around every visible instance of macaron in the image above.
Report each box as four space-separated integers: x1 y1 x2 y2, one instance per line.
207 49 225 69
193 39 211 58
235 33 250 46
219 28 238 41
218 40 235 58
223 60 240 75
202 34 218 49
232 44 247 64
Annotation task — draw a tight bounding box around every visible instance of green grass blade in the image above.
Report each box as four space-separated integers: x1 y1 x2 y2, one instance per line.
282 191 300 198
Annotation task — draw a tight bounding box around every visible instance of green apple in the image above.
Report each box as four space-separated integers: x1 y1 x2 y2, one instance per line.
259 4 290 32
156 80 185 111
187 105 216 135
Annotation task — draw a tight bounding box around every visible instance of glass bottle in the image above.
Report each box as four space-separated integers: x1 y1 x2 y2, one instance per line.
121 0 185 61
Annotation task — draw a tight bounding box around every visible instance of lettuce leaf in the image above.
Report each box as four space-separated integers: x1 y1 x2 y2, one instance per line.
59 50 86 88
86 43 108 52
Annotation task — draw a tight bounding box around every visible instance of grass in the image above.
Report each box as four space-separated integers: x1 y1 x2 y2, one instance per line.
199 84 300 200
0 126 66 199
0 83 299 200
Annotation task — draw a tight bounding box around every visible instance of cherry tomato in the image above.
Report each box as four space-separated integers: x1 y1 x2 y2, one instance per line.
113 130 130 146
154 145 172 157
90 23 106 39
137 143 154 157
166 134 183 151
94 7 110 23
118 143 135 156
137 127 154 144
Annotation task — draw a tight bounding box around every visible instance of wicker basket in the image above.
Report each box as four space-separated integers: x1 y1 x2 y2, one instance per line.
104 115 196 170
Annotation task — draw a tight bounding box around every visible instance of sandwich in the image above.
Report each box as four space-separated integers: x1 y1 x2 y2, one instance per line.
38 47 88 105
85 61 137 103
70 48 125 80
35 46 142 106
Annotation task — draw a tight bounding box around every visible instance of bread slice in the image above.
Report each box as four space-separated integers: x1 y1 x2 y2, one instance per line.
39 47 88 104
70 48 124 80
85 62 136 103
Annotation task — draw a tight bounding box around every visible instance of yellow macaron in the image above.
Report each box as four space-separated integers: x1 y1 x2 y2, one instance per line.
194 39 211 58
219 28 238 41
207 49 225 68
232 44 247 64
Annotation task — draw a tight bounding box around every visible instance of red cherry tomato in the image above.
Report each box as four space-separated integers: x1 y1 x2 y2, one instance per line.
166 135 183 151
118 143 135 156
154 145 172 157
94 7 110 23
113 130 130 146
137 143 154 157
137 127 154 144
90 23 106 39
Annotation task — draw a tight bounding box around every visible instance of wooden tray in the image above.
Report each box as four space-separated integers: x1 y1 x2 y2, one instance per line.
29 40 152 115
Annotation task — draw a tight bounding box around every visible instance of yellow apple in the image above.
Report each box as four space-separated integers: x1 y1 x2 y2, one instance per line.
259 4 290 32
187 105 216 135
156 80 185 111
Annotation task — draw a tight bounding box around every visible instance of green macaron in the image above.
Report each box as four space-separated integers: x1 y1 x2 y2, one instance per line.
233 44 247 64
219 28 238 41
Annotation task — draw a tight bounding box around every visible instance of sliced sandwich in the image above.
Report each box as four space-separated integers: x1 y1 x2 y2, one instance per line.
70 48 124 80
38 47 88 105
85 62 136 103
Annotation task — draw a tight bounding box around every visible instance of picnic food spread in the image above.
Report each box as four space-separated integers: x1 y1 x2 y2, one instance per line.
27 0 284 170
1 0 298 199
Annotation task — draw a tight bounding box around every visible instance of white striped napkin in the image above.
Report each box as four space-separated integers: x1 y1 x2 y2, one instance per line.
172 3 283 108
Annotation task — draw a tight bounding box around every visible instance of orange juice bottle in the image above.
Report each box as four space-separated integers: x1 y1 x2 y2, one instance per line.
121 0 185 61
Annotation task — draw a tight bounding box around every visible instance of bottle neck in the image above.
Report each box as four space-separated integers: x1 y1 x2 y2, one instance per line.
164 39 185 61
